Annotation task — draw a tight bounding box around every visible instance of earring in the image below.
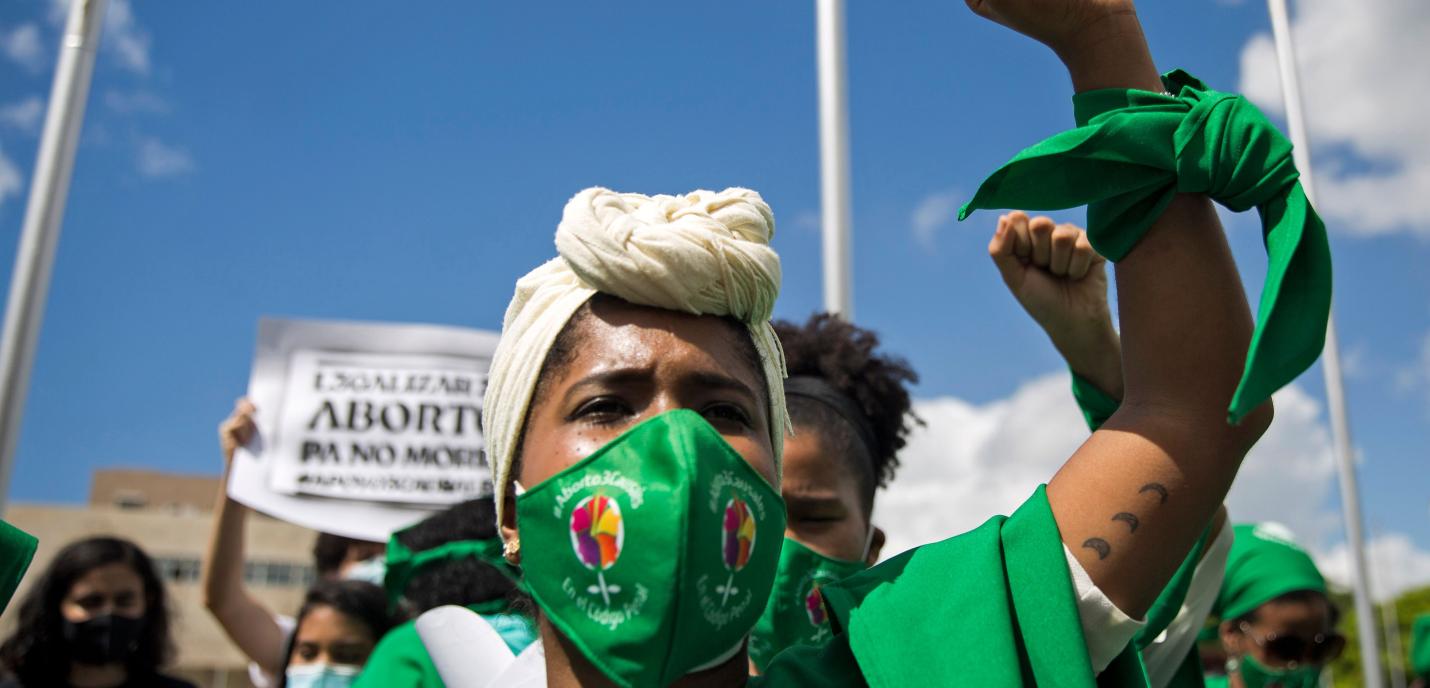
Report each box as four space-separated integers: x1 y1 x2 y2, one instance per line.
503 537 521 562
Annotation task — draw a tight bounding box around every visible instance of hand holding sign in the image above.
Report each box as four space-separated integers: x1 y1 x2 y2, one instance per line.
228 318 501 541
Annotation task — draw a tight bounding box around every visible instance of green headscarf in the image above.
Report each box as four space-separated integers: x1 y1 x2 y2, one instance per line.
1216 523 1326 621
1411 614 1430 680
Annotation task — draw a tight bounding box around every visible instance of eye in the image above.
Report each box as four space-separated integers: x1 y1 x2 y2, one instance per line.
296 643 319 661
570 396 633 424
701 402 752 429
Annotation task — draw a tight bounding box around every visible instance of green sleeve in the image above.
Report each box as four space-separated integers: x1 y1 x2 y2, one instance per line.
0 520 37 615
1070 369 1122 432
353 621 444 688
748 632 865 687
806 485 1126 687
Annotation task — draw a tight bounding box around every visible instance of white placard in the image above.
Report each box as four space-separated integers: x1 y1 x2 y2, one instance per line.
230 317 501 541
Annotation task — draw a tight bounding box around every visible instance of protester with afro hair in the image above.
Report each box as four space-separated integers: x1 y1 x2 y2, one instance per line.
746 314 920 670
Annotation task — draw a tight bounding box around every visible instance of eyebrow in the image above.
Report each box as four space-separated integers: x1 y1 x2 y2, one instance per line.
561 368 655 404
681 370 759 405
783 493 847 511
561 368 760 405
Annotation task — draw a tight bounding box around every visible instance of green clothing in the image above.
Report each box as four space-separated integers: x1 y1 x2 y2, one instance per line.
755 485 1152 687
354 610 535 688
1411 614 1430 679
1071 370 1121 432
1216 524 1325 621
960 70 1332 425
0 519 36 614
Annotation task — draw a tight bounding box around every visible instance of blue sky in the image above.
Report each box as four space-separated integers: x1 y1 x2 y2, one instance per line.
0 2 1425 587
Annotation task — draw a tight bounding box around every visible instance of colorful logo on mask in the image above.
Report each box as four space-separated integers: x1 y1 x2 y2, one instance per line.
722 497 756 571
714 497 756 605
804 581 828 627
570 494 623 603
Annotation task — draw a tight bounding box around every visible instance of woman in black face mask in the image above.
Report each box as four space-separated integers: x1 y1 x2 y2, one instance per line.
0 536 195 688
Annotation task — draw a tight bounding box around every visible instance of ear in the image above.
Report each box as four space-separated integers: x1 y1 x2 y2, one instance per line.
500 484 521 566
865 526 887 567
1219 619 1243 655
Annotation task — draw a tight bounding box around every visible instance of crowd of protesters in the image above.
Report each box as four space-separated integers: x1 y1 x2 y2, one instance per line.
0 0 1411 685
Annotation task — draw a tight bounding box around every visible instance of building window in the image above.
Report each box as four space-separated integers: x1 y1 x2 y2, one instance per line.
243 561 316 588
113 490 147 510
153 557 200 583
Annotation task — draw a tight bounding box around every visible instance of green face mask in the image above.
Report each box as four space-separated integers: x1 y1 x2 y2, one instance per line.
1232 654 1323 688
747 536 867 671
516 409 785 688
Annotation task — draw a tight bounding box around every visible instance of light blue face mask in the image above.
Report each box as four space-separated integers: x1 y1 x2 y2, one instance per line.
285 662 360 688
342 556 387 586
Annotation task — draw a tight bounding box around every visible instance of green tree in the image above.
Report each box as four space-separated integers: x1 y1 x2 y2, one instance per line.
1327 585 1430 687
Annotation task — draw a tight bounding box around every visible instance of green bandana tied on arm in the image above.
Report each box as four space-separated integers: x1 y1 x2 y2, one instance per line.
960 70 1333 424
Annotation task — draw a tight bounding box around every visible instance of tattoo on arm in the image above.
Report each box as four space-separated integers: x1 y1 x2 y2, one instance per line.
1081 537 1111 560
1138 482 1168 504
1111 512 1140 533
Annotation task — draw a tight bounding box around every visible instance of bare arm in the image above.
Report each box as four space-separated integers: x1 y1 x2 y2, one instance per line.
201 398 287 676
968 0 1272 617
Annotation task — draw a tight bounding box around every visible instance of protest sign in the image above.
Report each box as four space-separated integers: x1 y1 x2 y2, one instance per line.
230 317 500 541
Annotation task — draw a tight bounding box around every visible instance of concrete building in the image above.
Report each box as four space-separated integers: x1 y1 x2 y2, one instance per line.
1 469 320 687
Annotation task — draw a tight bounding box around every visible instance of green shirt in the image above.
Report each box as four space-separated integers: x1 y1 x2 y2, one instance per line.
355 610 536 688
755 485 1152 687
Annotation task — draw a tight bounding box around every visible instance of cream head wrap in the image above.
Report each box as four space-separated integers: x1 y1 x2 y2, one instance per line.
483 187 788 521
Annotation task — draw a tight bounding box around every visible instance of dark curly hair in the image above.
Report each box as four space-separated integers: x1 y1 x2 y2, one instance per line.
391 496 526 615
0 536 174 685
774 313 921 508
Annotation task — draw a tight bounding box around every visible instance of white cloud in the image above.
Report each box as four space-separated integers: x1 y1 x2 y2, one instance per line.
104 89 167 115
136 137 193 178
1318 532 1430 601
0 23 44 73
910 188 962 249
0 145 23 212
0 96 46 135
1238 0 1430 236
49 0 150 75
875 372 1430 599
791 210 820 234
1394 331 1430 415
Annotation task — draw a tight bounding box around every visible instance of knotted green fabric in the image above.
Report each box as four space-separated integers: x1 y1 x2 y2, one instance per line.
960 70 1332 424
384 536 513 609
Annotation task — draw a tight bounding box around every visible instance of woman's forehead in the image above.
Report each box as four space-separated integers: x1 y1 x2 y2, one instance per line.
71 562 142 593
562 300 761 386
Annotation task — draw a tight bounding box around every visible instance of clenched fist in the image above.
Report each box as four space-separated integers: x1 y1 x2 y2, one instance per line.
989 211 1123 398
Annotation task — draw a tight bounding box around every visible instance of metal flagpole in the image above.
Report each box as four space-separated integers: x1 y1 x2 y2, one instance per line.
1374 525 1409 688
1264 1 1382 685
815 0 853 320
0 0 109 514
